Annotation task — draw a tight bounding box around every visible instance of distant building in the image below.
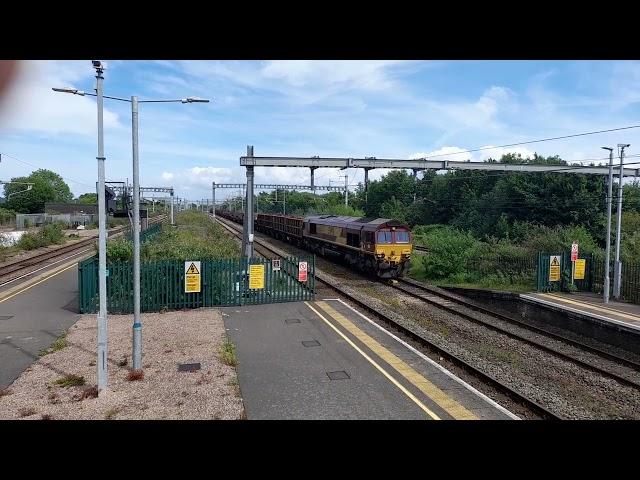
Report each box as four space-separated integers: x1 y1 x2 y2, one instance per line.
45 203 99 215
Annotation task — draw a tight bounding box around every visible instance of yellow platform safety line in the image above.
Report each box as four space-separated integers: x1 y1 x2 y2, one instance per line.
313 300 478 420
0 260 81 304
304 302 441 420
538 293 640 322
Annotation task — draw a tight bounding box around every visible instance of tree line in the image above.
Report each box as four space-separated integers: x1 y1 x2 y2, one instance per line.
2 169 97 214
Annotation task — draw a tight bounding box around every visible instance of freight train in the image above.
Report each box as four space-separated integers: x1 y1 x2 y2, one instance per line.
215 209 413 279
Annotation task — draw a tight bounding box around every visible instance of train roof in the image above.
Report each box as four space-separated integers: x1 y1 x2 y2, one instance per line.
304 214 408 231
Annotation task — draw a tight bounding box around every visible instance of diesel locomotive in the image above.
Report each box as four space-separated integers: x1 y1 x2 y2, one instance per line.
215 209 413 279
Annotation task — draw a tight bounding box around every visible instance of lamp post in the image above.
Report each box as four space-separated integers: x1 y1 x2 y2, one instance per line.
601 147 614 304
55 61 110 394
53 81 209 372
613 143 630 300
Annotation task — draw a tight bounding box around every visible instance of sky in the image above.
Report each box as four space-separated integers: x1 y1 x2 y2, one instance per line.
1 60 640 202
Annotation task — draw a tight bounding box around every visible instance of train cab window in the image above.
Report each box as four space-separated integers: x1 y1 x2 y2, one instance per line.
347 232 360 247
394 231 410 243
310 223 317 234
377 231 392 244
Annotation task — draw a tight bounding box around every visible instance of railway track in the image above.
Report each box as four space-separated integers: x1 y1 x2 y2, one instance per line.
0 215 167 285
213 214 560 420
391 278 640 391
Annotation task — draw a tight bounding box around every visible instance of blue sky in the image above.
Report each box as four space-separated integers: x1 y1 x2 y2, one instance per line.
1 60 639 202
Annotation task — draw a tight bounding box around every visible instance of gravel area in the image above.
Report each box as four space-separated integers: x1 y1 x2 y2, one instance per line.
219 217 640 419
0 308 244 420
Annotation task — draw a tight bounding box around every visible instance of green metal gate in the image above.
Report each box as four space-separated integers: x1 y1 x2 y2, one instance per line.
536 251 593 293
78 255 315 313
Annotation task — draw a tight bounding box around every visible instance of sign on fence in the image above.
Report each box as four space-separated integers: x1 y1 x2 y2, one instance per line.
549 255 561 282
571 242 579 262
574 259 586 280
249 264 265 289
185 261 201 293
298 261 308 282
272 259 281 271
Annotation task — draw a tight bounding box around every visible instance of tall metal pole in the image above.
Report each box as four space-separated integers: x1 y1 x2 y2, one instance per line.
131 96 142 371
344 175 348 206
613 144 629 299
95 63 108 393
244 146 255 259
602 147 614 304
364 168 370 205
170 192 174 225
310 167 316 196
212 182 216 218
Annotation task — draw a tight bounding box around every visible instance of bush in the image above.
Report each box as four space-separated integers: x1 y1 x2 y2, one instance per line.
0 207 16 225
106 237 133 262
414 225 478 279
510 221 600 254
16 222 65 251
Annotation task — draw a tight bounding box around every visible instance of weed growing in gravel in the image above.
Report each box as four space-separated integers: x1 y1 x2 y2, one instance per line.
0 388 13 398
74 386 99 401
219 340 238 367
117 356 128 367
227 377 241 397
18 407 36 418
126 369 144 381
39 331 68 357
105 408 119 420
53 374 86 388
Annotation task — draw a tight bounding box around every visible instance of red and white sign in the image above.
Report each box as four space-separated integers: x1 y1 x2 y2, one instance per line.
571 242 579 262
298 261 308 282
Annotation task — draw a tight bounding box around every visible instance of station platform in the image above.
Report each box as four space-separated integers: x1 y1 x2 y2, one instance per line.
521 292 640 332
221 299 517 420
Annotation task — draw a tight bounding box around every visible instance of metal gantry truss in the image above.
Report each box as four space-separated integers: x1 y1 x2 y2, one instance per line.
212 182 345 192
237 146 640 259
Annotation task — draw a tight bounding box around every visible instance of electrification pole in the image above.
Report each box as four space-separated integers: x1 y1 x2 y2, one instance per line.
613 143 630 299
602 147 614 304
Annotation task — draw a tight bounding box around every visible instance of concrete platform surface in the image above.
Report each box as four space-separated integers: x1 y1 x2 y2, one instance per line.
522 292 640 331
0 263 80 389
222 299 517 420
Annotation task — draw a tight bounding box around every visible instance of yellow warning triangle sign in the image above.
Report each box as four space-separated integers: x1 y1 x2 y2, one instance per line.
551 257 560 266
186 263 200 274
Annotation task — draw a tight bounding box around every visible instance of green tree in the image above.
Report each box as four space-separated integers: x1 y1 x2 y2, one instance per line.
4 169 73 213
76 193 97 204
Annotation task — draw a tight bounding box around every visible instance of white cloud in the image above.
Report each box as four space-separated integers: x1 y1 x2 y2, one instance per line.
0 60 122 136
260 60 407 90
410 146 472 162
161 172 174 181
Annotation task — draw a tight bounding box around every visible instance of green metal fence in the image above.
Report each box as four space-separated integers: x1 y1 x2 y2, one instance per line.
78 255 315 313
536 251 593 293
465 253 537 286
123 223 162 243
590 254 640 304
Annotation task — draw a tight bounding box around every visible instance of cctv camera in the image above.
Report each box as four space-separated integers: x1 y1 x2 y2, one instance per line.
91 60 107 70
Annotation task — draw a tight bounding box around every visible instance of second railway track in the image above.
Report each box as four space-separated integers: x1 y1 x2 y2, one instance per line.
0 215 167 285
391 278 640 390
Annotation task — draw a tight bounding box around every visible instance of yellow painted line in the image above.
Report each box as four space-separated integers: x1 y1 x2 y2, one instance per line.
314 301 478 420
0 261 79 304
304 302 441 420
539 293 640 322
